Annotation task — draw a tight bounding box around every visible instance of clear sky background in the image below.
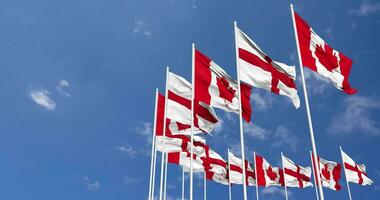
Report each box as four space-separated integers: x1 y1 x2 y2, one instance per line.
0 0 379 199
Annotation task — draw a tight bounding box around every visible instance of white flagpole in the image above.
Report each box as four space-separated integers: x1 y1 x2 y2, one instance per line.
228 148 232 200
290 4 325 200
152 137 158 200
281 153 289 200
204 141 207 200
310 151 320 200
182 168 185 200
340 146 353 200
159 67 170 200
204 171 207 200
163 153 168 200
148 89 159 200
233 20 248 200
190 43 195 200
253 152 259 200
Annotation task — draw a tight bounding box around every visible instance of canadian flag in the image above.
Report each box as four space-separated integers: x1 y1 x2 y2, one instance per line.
293 12 357 94
316 157 342 191
341 149 373 186
168 152 204 172
228 151 256 186
194 49 252 122
255 154 284 187
235 26 300 108
282 155 313 188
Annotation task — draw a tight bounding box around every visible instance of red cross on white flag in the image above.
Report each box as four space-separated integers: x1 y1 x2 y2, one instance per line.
282 154 313 188
341 149 373 186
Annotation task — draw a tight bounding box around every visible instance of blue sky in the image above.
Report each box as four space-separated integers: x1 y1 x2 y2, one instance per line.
0 0 379 199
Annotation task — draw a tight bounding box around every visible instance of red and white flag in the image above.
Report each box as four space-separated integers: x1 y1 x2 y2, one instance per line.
317 157 342 190
228 151 256 186
194 49 252 122
293 12 357 95
167 72 219 134
235 26 300 108
255 154 284 187
167 140 229 185
341 149 373 186
282 155 313 188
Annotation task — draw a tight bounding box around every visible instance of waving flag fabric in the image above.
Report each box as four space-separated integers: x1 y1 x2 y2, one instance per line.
294 12 357 94
255 154 284 187
341 149 373 186
236 26 300 108
282 155 313 188
154 72 219 136
317 157 342 190
194 49 252 122
167 138 229 185
228 152 256 186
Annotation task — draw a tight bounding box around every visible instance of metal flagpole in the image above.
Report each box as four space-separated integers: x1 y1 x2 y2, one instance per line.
310 151 320 200
290 4 325 200
340 146 353 200
233 20 248 200
190 43 195 200
159 67 170 200
152 137 158 200
204 171 207 200
228 148 232 200
281 153 289 200
253 152 259 200
204 141 207 200
148 89 159 200
182 167 185 200
163 153 168 200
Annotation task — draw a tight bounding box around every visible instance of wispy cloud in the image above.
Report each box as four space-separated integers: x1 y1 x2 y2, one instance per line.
56 79 71 97
191 0 198 9
328 96 380 135
272 126 299 152
324 28 333 39
114 143 138 158
136 122 153 143
124 177 141 184
29 88 56 111
302 69 330 95
133 19 152 37
261 187 292 197
83 176 100 191
251 91 275 111
244 123 270 140
350 1 380 16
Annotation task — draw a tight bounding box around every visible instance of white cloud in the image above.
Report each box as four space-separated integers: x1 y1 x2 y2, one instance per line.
124 177 141 184
83 176 100 191
261 187 292 197
251 91 275 111
350 1 380 16
244 123 269 140
133 19 152 37
191 0 198 9
324 28 333 39
302 69 330 95
29 88 56 111
213 118 224 135
272 126 298 152
56 79 71 97
114 143 138 158
328 96 380 135
136 122 153 143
